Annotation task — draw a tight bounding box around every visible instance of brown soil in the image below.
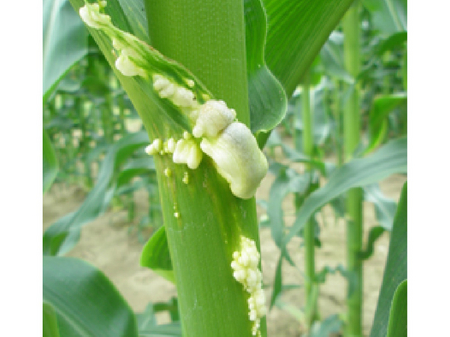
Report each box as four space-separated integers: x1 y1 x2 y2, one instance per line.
43 171 406 337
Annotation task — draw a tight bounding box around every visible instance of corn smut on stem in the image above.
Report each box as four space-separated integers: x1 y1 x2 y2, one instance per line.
74 0 269 336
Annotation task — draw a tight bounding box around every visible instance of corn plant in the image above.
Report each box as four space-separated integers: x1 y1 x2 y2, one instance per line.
43 0 407 336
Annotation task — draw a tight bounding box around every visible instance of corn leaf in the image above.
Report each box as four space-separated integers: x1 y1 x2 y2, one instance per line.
387 280 407 337
370 182 407 337
140 225 175 284
244 0 287 134
263 0 355 96
43 302 61 337
43 256 139 337
43 131 149 256
285 137 407 244
43 0 88 101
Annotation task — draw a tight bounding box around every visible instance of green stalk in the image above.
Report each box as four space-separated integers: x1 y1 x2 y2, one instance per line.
333 79 344 166
144 1 266 336
296 72 319 329
343 3 363 337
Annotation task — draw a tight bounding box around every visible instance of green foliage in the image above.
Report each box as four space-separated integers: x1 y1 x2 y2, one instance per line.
43 131 151 256
263 0 355 96
387 280 407 337
43 0 88 101
43 302 61 337
370 182 407 337
284 137 406 244
140 225 174 283
43 256 139 337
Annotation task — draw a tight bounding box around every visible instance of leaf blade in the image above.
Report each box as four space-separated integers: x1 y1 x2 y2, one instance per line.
285 137 407 244
43 256 139 337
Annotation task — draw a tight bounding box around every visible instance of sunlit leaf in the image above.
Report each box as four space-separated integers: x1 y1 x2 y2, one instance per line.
263 0 355 96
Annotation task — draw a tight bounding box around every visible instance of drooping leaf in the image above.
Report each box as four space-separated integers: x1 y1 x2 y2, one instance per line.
244 0 287 134
370 182 407 337
263 0 355 96
43 256 138 337
43 129 59 194
43 131 150 256
43 0 88 101
387 280 407 337
43 302 61 337
285 137 407 244
140 225 175 284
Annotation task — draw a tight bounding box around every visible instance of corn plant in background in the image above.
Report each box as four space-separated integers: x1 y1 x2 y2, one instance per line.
43 0 407 336
262 0 406 336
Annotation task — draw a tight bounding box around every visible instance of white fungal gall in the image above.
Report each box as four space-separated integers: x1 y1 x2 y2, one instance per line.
79 3 111 29
167 138 176 153
172 87 196 108
200 122 268 199
173 139 203 169
192 100 236 138
152 74 198 110
231 236 266 337
145 138 162 156
115 54 145 77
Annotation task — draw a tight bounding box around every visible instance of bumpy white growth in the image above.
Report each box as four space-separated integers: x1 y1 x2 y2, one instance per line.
153 74 199 110
200 122 268 199
192 100 236 138
79 2 111 29
114 43 146 77
231 236 266 336
79 3 146 78
173 138 203 169
166 138 176 153
79 2 266 196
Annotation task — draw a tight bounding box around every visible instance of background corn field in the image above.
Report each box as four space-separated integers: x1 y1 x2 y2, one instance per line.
3 0 442 335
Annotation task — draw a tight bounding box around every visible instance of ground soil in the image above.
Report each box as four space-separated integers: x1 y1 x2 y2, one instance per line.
43 167 406 337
